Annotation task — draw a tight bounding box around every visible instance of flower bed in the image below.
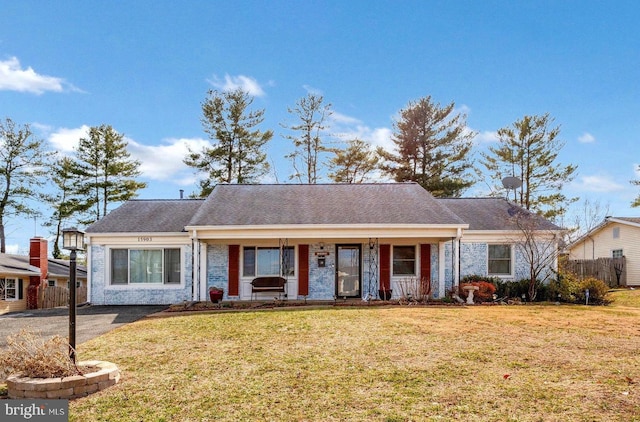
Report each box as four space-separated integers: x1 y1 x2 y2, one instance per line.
6 361 119 400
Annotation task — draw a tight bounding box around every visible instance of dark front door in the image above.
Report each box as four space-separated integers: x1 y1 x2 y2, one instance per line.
336 244 361 298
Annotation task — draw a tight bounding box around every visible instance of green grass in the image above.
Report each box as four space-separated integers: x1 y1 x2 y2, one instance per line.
64 291 640 420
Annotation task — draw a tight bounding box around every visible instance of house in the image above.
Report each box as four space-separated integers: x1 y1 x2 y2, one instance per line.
84 183 562 305
0 237 88 315
568 217 640 286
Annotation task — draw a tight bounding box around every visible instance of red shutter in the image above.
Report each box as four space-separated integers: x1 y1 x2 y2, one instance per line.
228 245 240 296
380 244 391 291
420 244 432 296
298 245 309 296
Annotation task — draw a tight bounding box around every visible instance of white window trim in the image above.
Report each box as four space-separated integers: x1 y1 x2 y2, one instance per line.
487 244 515 278
612 249 624 258
1 277 19 301
241 245 296 278
392 245 417 277
105 246 185 289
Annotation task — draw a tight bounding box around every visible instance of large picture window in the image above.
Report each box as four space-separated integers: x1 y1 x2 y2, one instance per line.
110 248 181 285
243 246 295 277
488 244 512 275
393 246 416 276
0 278 18 300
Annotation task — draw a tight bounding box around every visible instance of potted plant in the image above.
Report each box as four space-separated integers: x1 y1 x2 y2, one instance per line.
209 286 224 303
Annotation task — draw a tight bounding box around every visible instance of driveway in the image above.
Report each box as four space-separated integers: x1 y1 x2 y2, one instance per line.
0 305 168 349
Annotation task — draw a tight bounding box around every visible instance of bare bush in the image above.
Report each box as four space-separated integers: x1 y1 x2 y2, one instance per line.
0 328 80 380
396 277 431 302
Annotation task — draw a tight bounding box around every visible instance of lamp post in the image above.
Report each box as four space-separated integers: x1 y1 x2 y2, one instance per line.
62 227 85 363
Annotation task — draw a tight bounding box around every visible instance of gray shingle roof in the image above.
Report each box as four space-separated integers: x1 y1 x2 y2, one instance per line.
613 217 640 225
438 198 562 231
0 255 86 278
86 199 205 233
188 183 467 226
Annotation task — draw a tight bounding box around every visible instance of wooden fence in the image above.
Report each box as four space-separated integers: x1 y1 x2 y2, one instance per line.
562 257 626 287
38 285 88 309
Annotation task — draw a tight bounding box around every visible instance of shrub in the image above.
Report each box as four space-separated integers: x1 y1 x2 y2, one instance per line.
493 278 546 302
576 277 610 305
0 329 79 380
547 271 610 305
459 281 496 302
547 270 581 303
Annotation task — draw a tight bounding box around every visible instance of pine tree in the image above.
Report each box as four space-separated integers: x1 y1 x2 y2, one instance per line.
44 156 83 258
378 96 475 197
69 125 146 224
481 113 577 221
0 118 52 253
328 139 380 183
185 88 272 197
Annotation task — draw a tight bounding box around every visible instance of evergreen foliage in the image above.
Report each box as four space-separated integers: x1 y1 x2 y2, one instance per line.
328 139 380 183
378 96 475 197
185 88 272 197
0 118 52 253
481 113 577 221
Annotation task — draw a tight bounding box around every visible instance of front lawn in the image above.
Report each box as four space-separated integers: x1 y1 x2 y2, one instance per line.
72 291 640 421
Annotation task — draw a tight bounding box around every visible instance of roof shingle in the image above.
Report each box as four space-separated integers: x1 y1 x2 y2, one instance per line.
188 183 466 226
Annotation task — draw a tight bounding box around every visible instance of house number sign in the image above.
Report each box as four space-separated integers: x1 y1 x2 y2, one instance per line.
138 237 153 242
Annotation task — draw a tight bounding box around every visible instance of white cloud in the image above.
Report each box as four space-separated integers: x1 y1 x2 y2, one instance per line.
0 56 80 94
302 84 323 96
578 132 595 143
330 111 361 126
47 125 90 153
206 74 265 97
473 130 499 144
571 174 626 193
128 137 210 184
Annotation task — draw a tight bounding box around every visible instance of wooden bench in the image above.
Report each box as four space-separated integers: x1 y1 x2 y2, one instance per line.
250 276 287 300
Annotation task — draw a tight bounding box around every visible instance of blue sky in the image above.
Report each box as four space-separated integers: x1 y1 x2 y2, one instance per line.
1 0 639 254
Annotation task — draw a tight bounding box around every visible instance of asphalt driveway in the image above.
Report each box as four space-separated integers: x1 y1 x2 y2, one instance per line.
0 305 168 349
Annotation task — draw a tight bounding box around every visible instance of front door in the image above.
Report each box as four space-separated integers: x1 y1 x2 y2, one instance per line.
336 244 361 298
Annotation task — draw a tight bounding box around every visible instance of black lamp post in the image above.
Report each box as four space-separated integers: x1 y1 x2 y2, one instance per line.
62 227 84 363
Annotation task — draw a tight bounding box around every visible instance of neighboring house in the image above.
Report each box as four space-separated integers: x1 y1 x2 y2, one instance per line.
568 217 640 286
85 183 562 305
0 237 88 315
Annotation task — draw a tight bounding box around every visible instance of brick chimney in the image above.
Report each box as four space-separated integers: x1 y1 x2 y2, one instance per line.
27 237 48 309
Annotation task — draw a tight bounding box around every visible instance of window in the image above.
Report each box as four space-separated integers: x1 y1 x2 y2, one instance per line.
612 249 624 258
488 244 512 275
48 280 55 287
110 248 181 285
393 246 416 275
613 227 620 239
0 278 18 300
243 246 295 277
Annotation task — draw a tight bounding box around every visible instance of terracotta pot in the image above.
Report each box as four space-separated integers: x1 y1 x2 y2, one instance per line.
209 290 224 303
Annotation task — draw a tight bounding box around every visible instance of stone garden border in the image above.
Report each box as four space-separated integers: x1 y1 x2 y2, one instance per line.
6 360 120 399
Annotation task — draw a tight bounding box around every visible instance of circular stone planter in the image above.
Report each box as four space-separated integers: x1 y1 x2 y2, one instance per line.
6 360 120 400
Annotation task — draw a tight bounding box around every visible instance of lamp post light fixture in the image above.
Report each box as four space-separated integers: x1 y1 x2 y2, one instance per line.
62 227 85 363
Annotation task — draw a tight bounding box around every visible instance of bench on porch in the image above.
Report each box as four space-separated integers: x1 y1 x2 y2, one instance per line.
250 276 287 300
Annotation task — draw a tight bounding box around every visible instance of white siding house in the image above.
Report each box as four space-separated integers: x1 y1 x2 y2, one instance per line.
568 217 640 286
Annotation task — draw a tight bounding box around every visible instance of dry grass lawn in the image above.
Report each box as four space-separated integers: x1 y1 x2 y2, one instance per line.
71 290 640 421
